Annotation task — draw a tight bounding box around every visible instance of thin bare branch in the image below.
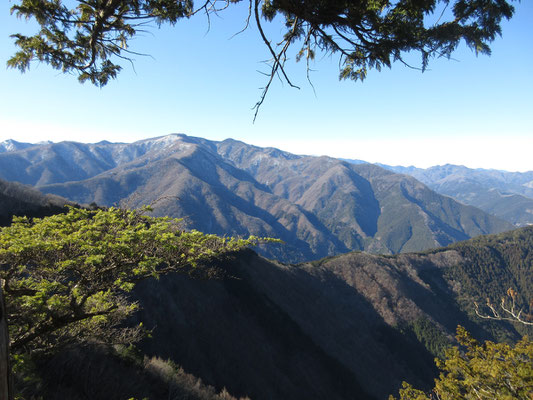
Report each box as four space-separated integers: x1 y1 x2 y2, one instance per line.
474 289 533 326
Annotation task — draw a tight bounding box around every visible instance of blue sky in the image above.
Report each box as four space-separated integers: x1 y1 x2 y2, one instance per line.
1 0 532 171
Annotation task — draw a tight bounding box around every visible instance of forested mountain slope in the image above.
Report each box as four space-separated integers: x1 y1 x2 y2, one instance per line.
1 176 529 399
132 226 531 399
0 134 513 261
29 226 532 400
381 164 533 227
0 178 72 225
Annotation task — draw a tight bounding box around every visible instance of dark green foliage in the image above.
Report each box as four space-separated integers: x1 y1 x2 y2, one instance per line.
8 0 516 88
0 207 259 355
409 317 451 359
390 326 533 400
8 0 192 86
444 227 533 338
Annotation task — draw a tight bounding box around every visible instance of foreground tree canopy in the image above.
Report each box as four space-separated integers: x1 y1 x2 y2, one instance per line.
390 326 533 400
0 207 259 355
9 0 516 96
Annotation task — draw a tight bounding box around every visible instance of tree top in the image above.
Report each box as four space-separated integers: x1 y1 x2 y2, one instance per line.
8 0 515 115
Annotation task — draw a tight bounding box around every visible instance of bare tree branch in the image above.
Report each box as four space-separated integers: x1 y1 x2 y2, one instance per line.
474 288 533 326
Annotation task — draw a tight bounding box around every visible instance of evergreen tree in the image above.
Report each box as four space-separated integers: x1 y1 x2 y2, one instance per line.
0 206 259 354
8 0 516 98
389 326 533 400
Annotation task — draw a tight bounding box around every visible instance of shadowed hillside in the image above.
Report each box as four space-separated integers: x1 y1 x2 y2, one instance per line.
126 226 531 399
0 178 73 226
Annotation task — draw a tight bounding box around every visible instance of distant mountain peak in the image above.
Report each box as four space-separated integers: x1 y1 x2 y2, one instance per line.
136 133 184 145
0 139 35 153
0 139 20 151
380 163 533 226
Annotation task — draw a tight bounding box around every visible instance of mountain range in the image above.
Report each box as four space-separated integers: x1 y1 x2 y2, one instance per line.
0 134 515 262
0 134 516 262
1 137 531 399
377 164 533 227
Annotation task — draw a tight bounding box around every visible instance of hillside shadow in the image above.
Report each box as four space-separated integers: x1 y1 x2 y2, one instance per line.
235 255 440 398
132 250 444 400
132 254 376 400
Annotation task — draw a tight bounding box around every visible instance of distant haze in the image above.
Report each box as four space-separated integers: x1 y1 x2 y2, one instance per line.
252 135 533 173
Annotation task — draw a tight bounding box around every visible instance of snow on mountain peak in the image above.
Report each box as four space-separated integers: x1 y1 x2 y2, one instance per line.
0 139 34 153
